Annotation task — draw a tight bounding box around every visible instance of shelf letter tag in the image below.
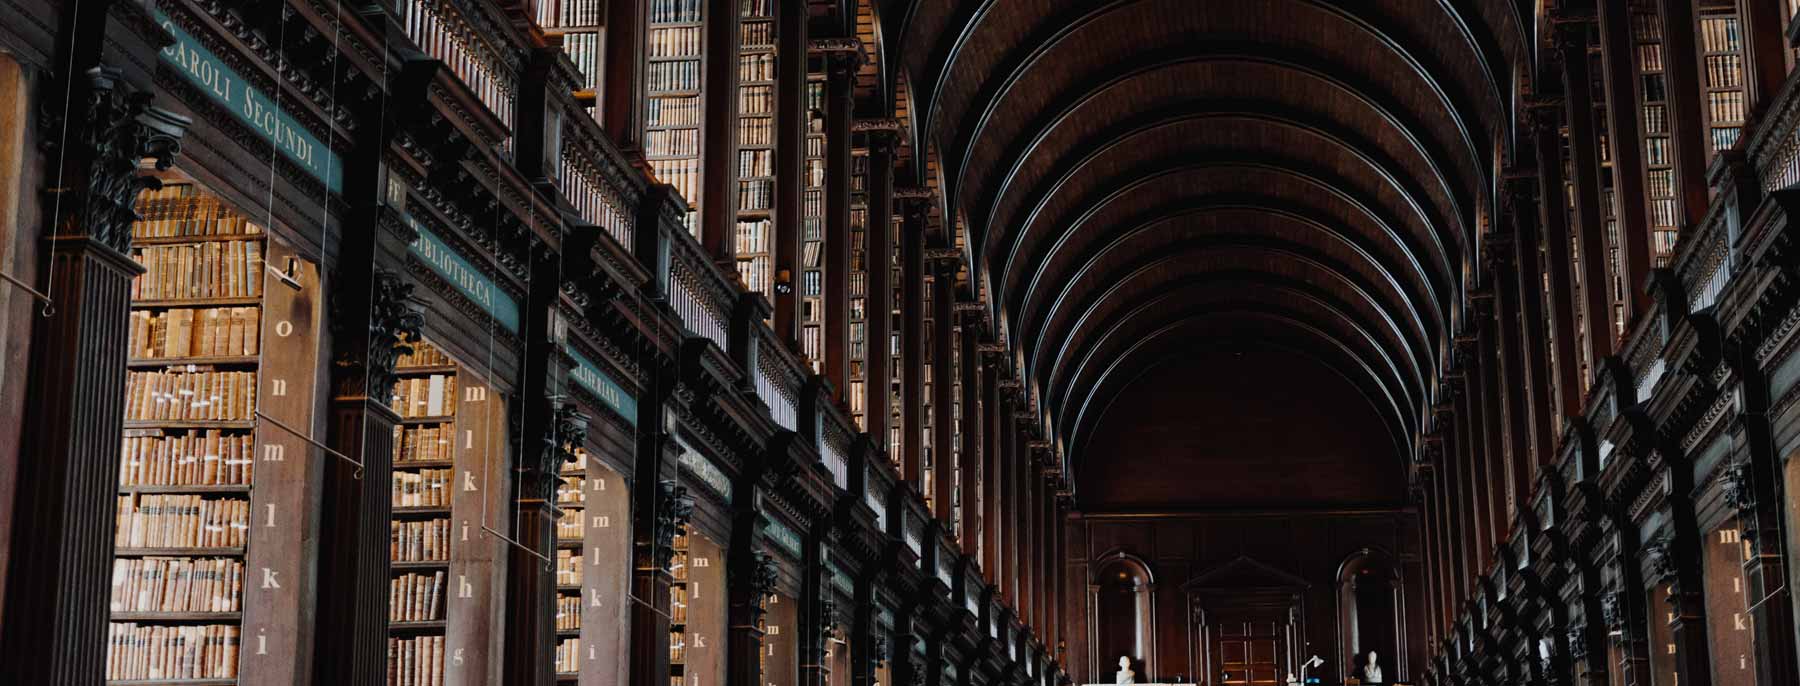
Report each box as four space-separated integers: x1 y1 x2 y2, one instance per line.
463 470 478 492
459 574 474 599
261 567 281 589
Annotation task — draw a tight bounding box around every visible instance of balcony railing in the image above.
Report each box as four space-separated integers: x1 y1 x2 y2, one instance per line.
399 0 518 134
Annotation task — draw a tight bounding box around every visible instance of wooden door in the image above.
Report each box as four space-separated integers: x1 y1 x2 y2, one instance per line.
1213 616 1285 686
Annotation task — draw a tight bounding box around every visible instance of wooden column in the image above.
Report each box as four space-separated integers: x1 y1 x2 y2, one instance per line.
1654 0 1710 228
863 128 897 457
821 50 856 400
1596 0 1653 315
1454 337 1494 573
958 309 984 551
1432 450 1458 630
0 64 185 683
981 353 1003 579
999 391 1018 604
1486 236 1533 515
899 195 926 487
1449 373 1481 596
931 253 958 527
1530 106 1584 423
1725 324 1800 686
502 252 568 686
771 0 807 339
1416 471 1442 640
1475 308 1510 545
699 0 741 260
601 0 648 153
1559 22 1619 369
1508 177 1557 466
727 525 770 686
1019 443 1038 630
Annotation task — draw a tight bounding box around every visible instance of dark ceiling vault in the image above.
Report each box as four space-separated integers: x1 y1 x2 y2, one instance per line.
884 0 1532 497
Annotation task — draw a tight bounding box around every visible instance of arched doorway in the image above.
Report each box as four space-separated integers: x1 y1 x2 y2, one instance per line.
1090 551 1156 682
1183 556 1310 686
1336 548 1403 683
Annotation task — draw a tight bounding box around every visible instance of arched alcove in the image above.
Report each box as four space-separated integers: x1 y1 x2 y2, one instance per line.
1336 548 1404 683
1090 551 1157 682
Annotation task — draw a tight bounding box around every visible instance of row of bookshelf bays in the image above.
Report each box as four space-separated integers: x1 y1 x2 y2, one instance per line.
111 177 324 685
669 522 726 686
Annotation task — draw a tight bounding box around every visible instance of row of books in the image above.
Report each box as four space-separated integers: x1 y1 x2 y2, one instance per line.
1709 89 1746 124
739 19 773 47
739 178 774 210
397 344 452 368
739 148 772 177
394 424 455 464
1699 15 1741 54
391 374 459 418
125 370 258 422
400 0 514 131
648 59 702 93
132 241 265 300
120 429 255 487
740 117 773 146
129 306 261 360
670 629 686 664
650 25 702 57
649 0 702 24
393 468 454 508
739 85 773 115
388 634 447 686
536 0 604 28
556 637 581 674
649 95 702 127
739 54 775 82
739 0 774 17
651 158 701 208
390 571 447 622
563 31 602 90
107 622 240 681
556 548 583 586
133 185 264 240
110 556 244 613
1705 53 1744 90
556 594 582 630
557 509 583 541
736 219 773 254
648 128 701 157
557 475 586 506
393 518 453 562
115 495 250 549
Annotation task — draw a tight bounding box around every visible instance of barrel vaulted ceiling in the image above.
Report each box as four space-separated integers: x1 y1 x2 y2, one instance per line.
880 0 1534 495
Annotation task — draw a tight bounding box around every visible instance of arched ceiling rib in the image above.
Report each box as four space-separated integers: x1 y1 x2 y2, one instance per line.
885 0 1527 493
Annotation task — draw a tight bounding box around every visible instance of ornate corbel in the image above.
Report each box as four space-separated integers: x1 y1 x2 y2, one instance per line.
43 67 189 253
655 480 696 571
525 402 588 502
335 269 425 397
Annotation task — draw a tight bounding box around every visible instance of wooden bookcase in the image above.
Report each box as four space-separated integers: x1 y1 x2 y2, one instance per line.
647 0 707 234
576 458 633 685
848 148 869 430
387 340 509 686
734 0 777 300
537 0 607 116
1629 6 1680 264
670 530 726 686
802 74 827 371
109 177 323 685
1697 5 1748 162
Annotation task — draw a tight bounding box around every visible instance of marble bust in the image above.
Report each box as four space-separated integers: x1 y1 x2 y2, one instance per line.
1115 656 1135 684
1362 650 1383 683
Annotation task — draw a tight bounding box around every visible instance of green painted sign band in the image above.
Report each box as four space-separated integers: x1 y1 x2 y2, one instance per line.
405 214 522 333
765 519 803 558
567 346 637 425
677 437 731 505
152 9 343 192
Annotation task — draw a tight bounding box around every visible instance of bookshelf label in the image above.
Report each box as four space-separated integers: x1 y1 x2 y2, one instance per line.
568 346 638 425
262 567 281 589
152 9 343 192
404 215 523 333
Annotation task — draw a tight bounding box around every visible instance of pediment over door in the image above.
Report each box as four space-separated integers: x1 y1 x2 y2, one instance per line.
1183 556 1310 600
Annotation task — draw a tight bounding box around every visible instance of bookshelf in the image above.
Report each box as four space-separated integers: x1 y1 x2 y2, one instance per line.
670 529 725 686
553 452 585 680
1630 7 1679 264
763 588 798 686
109 179 323 685
802 75 827 372
848 149 869 430
647 0 707 234
580 458 633 685
669 529 690 686
1697 7 1747 161
398 0 517 137
386 340 508 686
537 0 607 115
735 0 777 301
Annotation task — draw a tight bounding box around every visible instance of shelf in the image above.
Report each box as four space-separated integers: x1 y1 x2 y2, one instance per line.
558 584 583 593
648 20 703 28
388 620 448 633
128 355 259 369
110 611 240 623
123 420 256 431
557 539 584 550
118 484 252 495
394 364 458 376
647 55 703 63
394 459 457 470
392 560 451 571
131 296 262 309
392 506 452 518
648 89 702 98
557 674 579 683
558 628 581 638
115 547 246 558
398 415 457 425
107 679 240 685
131 233 266 246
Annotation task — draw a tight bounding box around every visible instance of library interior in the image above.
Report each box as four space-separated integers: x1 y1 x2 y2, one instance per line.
4 1 1800 685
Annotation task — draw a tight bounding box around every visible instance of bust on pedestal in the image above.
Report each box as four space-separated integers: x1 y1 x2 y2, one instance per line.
1362 650 1383 684
1115 656 1136 684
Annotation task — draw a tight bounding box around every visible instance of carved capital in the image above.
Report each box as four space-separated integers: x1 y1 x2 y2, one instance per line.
335 269 425 398
46 67 189 253
1641 535 1677 584
1720 461 1756 512
749 549 779 619
525 402 588 502
656 480 696 571
1599 591 1624 632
